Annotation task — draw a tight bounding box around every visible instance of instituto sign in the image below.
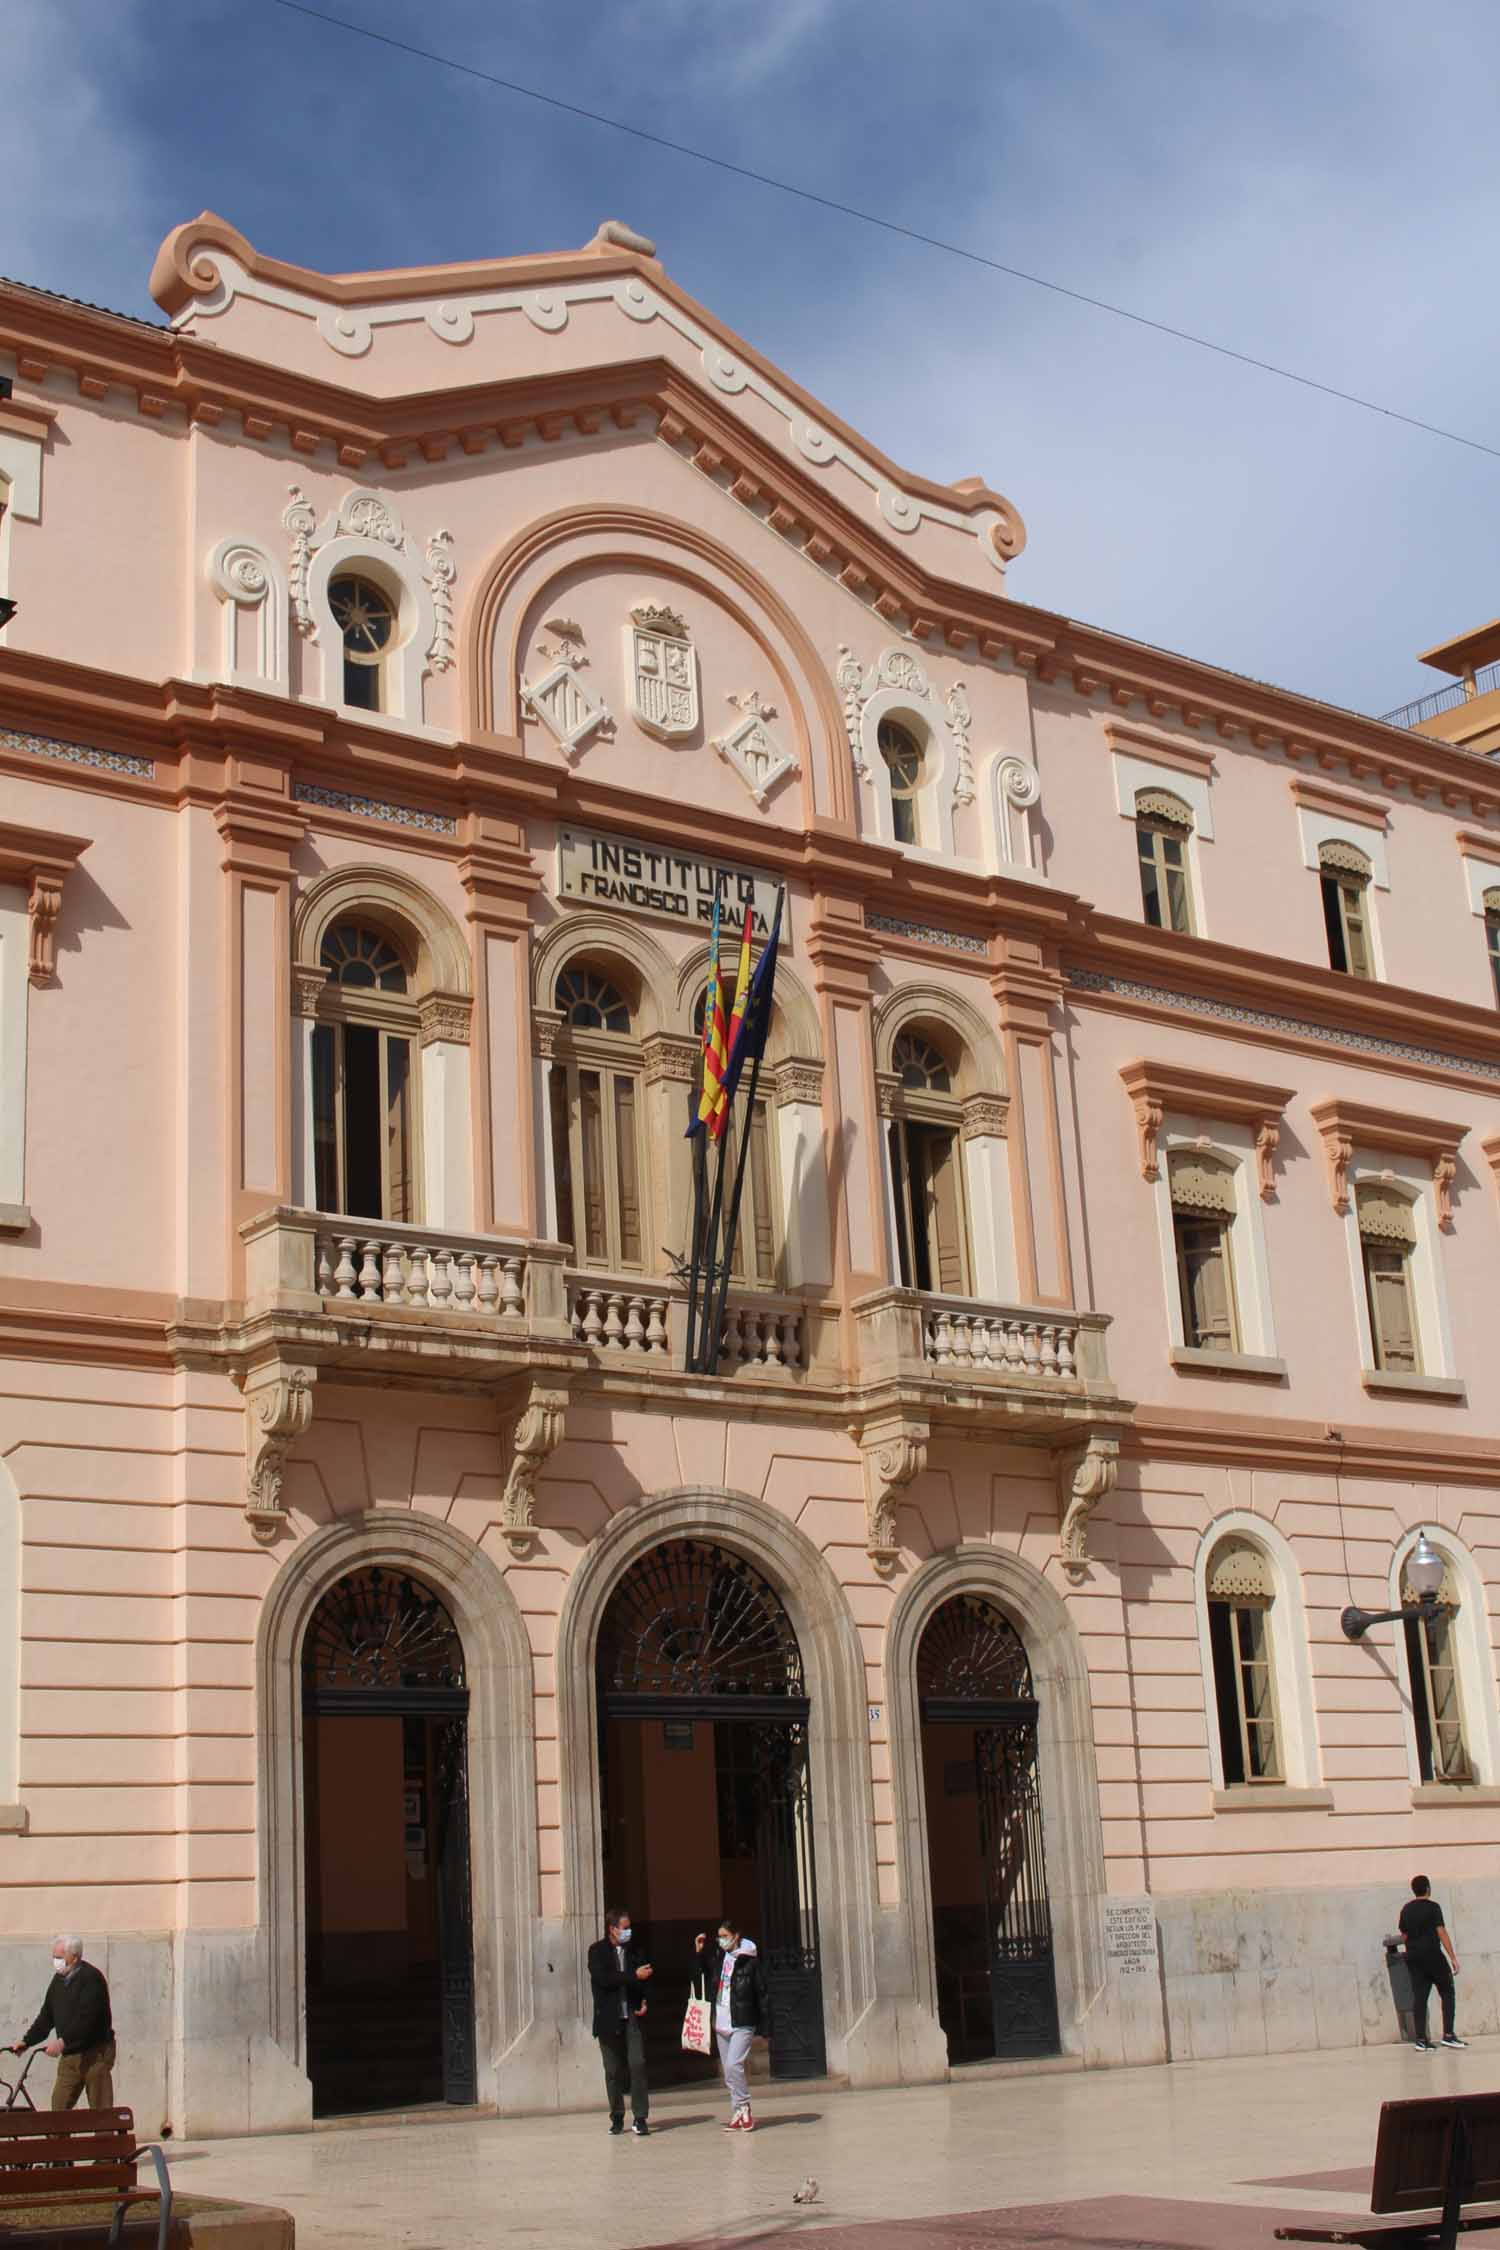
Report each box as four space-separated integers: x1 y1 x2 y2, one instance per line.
557 824 784 937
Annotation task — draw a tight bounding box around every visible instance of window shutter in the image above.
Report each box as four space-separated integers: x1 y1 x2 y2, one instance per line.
748 1100 775 1281
612 1074 642 1270
1175 1214 1236 1350
925 1128 966 1294
384 1035 413 1224
578 1069 607 1262
1365 1245 1418 1372
311 1023 339 1214
890 1121 916 1289
548 1067 575 1254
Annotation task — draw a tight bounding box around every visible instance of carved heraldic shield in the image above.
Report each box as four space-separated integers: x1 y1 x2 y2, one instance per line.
628 603 698 739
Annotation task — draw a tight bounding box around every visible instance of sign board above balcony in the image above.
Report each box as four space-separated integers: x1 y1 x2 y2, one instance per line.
556 824 785 938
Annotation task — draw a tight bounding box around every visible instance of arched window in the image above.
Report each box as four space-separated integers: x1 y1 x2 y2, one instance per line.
311 920 419 1220
1402 1548 1470 1784
1357 1184 1421 1373
888 1027 969 1295
691 983 779 1286
1169 1150 1240 1352
549 963 645 1272
1135 787 1195 933
1319 840 1373 978
879 718 926 846
1205 1537 1282 1785
330 574 397 713
1484 887 1500 1007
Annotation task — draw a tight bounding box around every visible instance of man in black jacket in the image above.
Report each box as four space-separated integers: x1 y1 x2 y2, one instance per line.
587 1907 652 2136
10 1936 116 2109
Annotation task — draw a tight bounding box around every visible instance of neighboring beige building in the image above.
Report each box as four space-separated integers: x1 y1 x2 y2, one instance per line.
3 214 1500 2138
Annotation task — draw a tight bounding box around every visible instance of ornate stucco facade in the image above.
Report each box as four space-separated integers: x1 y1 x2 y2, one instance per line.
2 214 1500 2136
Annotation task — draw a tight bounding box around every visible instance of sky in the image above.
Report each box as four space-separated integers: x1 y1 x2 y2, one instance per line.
6 0 1500 722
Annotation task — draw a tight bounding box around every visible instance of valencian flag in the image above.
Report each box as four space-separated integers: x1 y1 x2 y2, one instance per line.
710 905 755 1141
687 896 728 1138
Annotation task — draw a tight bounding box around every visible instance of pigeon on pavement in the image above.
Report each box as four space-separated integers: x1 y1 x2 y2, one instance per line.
792 2178 819 2205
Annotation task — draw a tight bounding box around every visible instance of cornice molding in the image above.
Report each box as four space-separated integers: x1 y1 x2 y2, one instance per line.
1288 774 1392 828
1127 1404 1500 1488
1119 1061 1292 1194
1098 717 1217 780
1307 1095 1467 1223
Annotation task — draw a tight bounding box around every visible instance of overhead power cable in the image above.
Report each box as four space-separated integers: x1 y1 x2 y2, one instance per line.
266 0 1500 465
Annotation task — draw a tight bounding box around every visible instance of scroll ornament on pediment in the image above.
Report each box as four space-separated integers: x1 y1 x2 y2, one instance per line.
282 484 456 669
520 617 616 761
711 688 801 809
627 603 699 739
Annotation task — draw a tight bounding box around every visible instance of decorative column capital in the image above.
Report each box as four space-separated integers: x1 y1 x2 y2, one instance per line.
773 1058 824 1109
960 1091 1010 1143
418 990 473 1048
641 1031 699 1088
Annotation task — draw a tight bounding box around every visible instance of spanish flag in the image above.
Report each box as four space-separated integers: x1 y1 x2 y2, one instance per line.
687 897 729 1138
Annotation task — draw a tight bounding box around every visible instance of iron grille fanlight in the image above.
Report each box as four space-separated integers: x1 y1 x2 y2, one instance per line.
917 1595 1033 1704
303 1566 466 1692
597 1540 804 1699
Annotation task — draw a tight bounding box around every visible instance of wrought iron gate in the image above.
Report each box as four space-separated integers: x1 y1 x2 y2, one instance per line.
974 1716 1059 2057
598 1541 827 2080
434 1715 478 2104
918 1593 1059 2062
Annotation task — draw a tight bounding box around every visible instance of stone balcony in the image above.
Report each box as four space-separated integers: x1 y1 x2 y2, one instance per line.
852 1285 1114 1422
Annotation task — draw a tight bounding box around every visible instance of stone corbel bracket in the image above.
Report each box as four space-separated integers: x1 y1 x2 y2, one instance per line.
857 1412 928 1575
501 1383 569 1552
1058 1433 1119 1582
0 824 91 985
1119 1060 1293 1198
1308 1096 1467 1228
243 1365 316 1545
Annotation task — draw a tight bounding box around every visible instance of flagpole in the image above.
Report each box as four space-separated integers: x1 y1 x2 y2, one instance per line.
694 1110 734 1374
702 1040 766 1378
682 1125 709 1371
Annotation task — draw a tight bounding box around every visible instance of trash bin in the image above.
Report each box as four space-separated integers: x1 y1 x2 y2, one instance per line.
1384 1936 1416 2043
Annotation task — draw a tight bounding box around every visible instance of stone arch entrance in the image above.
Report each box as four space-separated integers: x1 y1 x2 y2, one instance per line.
887 1550 1108 2063
596 1538 825 2081
301 1565 476 2113
256 1511 539 2117
556 1490 879 2084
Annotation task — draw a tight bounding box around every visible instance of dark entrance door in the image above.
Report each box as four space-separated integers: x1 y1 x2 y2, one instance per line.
597 1540 826 2083
302 1567 477 2116
918 1594 1059 2063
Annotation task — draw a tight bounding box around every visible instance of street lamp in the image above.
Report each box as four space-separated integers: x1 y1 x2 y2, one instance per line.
1341 1528 1445 1641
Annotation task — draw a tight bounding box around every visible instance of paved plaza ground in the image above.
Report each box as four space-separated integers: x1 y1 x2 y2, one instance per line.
168 2036 1500 2250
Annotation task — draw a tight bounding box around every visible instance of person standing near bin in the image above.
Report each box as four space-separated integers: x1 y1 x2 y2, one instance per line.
7 1936 116 2108
1399 1875 1466 2051
695 1917 767 2131
588 1907 653 2136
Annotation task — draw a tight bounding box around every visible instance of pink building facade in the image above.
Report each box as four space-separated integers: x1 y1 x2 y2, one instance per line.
1 213 1499 2135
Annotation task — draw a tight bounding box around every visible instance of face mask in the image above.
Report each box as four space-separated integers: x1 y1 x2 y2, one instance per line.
615 1926 631 1944
718 1936 733 1951
51 1957 66 1973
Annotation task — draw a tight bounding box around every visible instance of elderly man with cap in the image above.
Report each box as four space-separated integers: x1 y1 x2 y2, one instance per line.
9 1935 116 2109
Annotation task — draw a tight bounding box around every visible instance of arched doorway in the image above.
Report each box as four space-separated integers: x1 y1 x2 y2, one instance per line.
596 1539 826 2083
918 1593 1059 2063
301 1565 477 2116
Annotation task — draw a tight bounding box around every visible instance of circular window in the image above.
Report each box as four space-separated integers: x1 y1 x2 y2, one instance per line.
320 921 409 993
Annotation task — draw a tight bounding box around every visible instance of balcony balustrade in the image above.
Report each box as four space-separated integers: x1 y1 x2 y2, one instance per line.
565 1272 808 1373
317 1226 527 1318
854 1285 1111 1397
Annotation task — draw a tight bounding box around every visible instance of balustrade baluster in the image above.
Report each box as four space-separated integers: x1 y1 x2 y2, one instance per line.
428 1250 452 1311
476 1257 500 1315
780 1312 802 1369
317 1240 334 1299
927 1310 951 1364
357 1242 382 1298
1056 1325 1078 1379
332 1238 359 1299
580 1290 603 1346
406 1246 430 1306
499 1257 525 1317
452 1255 475 1311
1038 1325 1059 1376
645 1298 667 1353
624 1296 646 1350
602 1294 625 1348
763 1311 782 1367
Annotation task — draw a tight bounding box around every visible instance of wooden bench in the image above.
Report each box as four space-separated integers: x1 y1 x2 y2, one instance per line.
0 2104 172 2249
1277 2093 1500 2250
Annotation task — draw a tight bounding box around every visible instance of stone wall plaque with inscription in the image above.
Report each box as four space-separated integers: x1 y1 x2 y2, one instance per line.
1103 1898 1159 1979
557 824 784 938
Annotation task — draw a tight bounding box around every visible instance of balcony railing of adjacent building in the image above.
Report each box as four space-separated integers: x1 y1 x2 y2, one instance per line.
1381 662 1500 732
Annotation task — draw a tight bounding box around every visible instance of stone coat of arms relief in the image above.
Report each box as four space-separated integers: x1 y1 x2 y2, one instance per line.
627 603 699 739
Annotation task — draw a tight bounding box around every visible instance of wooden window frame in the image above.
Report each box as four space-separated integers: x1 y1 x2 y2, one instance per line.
1357 1191 1422 1375
311 1001 421 1224
1486 909 1500 1008
329 573 396 714
878 717 926 848
1319 856 1374 978
1136 814 1195 934
1404 1604 1471 1785
550 1022 648 1276
1208 1595 1283 1785
887 1033 972 1297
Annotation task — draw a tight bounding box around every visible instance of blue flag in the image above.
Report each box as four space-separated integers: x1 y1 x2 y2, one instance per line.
717 888 783 1108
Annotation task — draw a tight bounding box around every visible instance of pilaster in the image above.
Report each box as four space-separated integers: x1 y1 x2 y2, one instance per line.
459 815 543 1238
990 936 1074 1306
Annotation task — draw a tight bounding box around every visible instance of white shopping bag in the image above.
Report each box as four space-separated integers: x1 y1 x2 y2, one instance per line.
681 1976 713 2056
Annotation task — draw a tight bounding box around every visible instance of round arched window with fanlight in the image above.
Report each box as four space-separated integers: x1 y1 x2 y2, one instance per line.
311 918 420 1223
330 575 397 712
878 717 926 845
548 962 646 1274
887 1024 968 1295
